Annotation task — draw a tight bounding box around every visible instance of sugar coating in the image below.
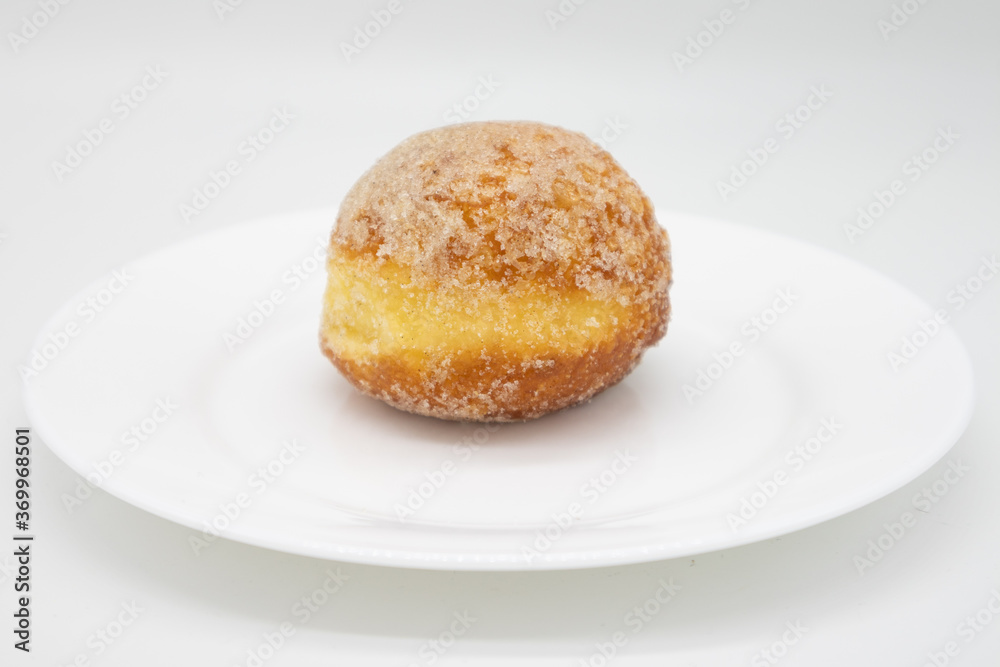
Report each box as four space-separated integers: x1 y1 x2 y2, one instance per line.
322 121 672 421
333 121 670 301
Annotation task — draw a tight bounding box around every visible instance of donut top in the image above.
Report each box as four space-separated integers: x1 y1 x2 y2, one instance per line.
332 121 670 302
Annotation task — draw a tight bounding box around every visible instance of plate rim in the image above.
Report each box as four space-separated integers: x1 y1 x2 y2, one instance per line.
22 208 977 571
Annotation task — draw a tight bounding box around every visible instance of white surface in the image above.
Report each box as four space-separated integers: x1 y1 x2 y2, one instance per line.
23 209 976 572
1 0 998 664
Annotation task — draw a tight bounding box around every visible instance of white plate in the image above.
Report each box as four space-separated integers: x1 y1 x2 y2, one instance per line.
23 209 974 570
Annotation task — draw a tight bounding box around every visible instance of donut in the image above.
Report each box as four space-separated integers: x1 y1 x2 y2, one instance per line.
320 121 672 421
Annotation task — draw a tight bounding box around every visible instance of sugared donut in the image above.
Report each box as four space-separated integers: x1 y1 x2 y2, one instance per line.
320 121 671 421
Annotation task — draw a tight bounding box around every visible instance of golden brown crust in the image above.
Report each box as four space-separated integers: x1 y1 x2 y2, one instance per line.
332 121 670 303
320 324 650 422
320 121 672 422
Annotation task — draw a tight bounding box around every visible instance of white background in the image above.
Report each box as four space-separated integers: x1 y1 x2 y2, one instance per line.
2 0 999 665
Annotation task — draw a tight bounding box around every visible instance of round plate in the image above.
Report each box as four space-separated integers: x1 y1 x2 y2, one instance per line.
23 209 975 570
